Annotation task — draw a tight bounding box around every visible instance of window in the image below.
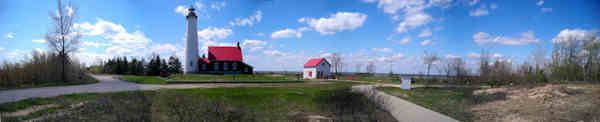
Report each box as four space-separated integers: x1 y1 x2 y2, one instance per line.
232 62 237 70
214 62 219 70
223 62 228 71
202 64 206 70
308 71 312 77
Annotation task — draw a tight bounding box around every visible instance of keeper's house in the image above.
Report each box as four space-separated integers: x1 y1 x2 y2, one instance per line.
196 43 253 74
303 58 330 79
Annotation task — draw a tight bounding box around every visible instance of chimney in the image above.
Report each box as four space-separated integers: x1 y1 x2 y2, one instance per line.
237 42 241 50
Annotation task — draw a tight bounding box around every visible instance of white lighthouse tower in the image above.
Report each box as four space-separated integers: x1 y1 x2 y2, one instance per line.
184 7 199 74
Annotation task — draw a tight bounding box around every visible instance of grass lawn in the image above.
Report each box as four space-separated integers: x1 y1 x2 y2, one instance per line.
377 87 474 122
349 75 403 84
1 81 396 121
120 75 166 84
169 74 300 81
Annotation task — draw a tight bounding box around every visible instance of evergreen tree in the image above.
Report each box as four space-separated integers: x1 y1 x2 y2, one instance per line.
168 55 183 74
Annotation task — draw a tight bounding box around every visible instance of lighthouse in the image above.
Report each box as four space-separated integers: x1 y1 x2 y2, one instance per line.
184 7 199 74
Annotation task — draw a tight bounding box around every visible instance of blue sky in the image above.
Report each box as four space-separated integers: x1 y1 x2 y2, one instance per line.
1 0 599 73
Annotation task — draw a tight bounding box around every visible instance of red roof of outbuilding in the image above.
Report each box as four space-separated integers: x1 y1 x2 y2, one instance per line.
304 58 327 67
208 46 243 61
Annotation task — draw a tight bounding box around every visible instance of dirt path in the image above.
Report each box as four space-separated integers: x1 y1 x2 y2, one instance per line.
353 85 459 122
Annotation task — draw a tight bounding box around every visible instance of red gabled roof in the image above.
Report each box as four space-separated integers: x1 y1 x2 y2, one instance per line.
304 58 327 67
208 46 243 61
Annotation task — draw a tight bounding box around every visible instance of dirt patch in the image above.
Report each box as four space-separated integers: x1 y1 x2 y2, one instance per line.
1 104 59 117
471 84 600 122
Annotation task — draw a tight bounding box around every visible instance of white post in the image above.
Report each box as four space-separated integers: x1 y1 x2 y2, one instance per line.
401 76 411 90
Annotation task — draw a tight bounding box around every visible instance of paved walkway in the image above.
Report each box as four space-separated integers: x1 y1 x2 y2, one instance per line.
352 85 459 122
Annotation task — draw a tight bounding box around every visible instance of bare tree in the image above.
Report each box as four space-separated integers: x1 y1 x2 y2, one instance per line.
439 59 452 77
327 53 344 75
532 44 547 70
422 50 440 76
366 61 376 74
355 63 363 73
551 31 599 81
449 57 467 78
45 0 81 82
479 49 491 79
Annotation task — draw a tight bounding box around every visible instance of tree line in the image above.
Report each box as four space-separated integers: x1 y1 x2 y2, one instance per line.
325 32 599 86
0 51 87 88
89 54 183 76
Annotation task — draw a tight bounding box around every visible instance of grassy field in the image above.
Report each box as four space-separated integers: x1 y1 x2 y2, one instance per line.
120 75 166 84
119 74 302 84
0 81 396 121
169 74 299 81
377 87 474 122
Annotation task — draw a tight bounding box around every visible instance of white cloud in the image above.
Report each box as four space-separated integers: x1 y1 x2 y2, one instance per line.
320 53 333 57
468 0 479 6
0 47 4 51
211 1 226 10
420 40 432 46
300 12 367 35
552 29 598 47
271 27 309 39
473 31 541 46
82 41 111 48
537 0 544 6
242 40 267 51
66 6 73 17
174 5 190 16
492 53 503 58
446 54 460 59
469 5 489 16
74 19 151 49
364 0 427 14
35 48 45 54
229 10 263 27
396 12 432 33
6 32 14 39
397 37 411 44
73 19 163 59
375 53 405 62
263 50 288 56
418 29 432 37
467 52 480 58
197 27 233 41
32 39 47 43
372 48 393 53
363 0 446 33
150 44 177 53
5 49 24 59
541 8 552 13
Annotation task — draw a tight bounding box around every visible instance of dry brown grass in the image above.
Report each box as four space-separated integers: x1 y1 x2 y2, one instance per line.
471 84 600 122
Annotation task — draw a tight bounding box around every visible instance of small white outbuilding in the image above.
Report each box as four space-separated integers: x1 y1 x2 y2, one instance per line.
303 58 330 79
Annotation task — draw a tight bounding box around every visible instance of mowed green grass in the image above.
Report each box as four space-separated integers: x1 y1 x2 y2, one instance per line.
377 87 474 122
169 74 299 81
0 81 396 121
350 75 402 84
120 75 166 84
120 74 301 84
